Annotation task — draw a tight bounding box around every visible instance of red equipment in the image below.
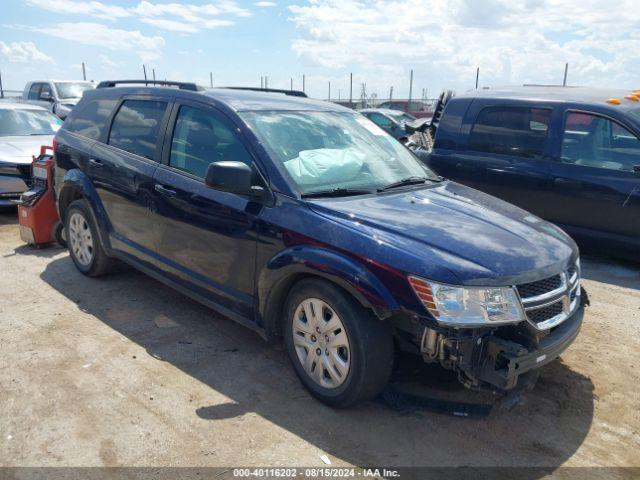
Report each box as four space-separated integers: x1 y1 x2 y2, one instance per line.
16 145 65 247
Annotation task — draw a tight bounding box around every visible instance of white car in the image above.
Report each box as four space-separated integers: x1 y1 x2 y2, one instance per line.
23 80 95 119
0 103 61 207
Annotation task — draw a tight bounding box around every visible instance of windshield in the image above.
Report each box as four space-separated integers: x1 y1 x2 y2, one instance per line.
0 109 62 136
387 111 416 123
241 111 437 195
54 82 94 100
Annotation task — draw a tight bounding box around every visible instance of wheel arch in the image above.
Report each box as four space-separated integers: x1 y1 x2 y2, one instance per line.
57 169 112 252
257 246 400 340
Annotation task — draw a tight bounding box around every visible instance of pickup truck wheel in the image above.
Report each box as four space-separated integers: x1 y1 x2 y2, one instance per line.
284 278 393 408
65 199 115 277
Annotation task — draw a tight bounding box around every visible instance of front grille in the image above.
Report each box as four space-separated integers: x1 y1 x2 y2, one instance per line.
526 301 563 324
517 274 562 299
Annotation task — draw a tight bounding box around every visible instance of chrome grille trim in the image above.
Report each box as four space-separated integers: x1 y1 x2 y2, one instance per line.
517 262 581 331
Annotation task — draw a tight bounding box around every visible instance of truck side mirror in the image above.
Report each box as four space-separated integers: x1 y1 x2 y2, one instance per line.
40 91 52 101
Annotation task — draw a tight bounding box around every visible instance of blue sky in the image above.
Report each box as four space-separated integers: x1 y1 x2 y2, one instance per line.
1 0 639 100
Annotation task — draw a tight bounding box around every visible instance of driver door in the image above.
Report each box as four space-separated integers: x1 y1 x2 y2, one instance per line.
151 101 260 320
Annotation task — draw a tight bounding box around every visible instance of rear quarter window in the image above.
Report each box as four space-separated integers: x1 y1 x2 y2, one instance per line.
468 106 551 158
65 98 118 141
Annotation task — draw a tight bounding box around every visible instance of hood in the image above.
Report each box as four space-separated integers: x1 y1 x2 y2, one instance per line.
0 135 54 165
58 98 80 106
308 181 577 286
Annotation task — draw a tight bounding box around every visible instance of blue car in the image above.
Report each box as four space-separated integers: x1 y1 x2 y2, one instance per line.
54 80 585 407
427 86 640 258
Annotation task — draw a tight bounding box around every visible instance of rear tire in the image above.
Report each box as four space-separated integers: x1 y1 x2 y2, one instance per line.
284 278 394 408
65 199 115 277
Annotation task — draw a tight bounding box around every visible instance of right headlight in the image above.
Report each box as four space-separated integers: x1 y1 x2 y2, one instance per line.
408 276 525 326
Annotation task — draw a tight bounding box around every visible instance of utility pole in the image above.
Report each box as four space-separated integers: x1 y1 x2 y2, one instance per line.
265 76 268 88
302 74 306 93
82 62 86 81
328 81 331 101
389 86 393 102
0 70 4 98
408 69 413 109
338 89 341 101
152 68 156 84
349 73 353 107
563 62 569 87
143 65 147 85
475 67 479 89
210 72 213 88
290 77 293 91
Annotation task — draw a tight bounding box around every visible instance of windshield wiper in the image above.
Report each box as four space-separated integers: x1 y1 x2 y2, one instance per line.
302 187 375 199
377 176 428 192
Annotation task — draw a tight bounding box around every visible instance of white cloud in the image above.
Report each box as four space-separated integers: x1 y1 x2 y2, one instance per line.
0 41 53 63
36 22 165 62
25 0 251 32
255 1 277 6
25 0 130 19
288 0 640 96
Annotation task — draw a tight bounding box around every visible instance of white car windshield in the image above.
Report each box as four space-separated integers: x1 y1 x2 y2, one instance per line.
0 109 62 136
55 82 94 100
241 111 437 195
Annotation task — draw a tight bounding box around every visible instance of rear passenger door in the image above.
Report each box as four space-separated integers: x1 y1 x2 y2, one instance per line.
90 97 171 257
547 110 640 245
151 100 260 320
452 103 555 217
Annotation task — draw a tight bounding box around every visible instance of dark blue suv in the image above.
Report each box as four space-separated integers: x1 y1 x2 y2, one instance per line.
54 80 585 407
428 87 640 258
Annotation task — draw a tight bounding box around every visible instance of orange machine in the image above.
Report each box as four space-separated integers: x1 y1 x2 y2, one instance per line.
16 145 65 248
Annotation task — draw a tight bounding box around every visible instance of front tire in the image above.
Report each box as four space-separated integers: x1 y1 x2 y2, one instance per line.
284 278 394 408
65 199 115 277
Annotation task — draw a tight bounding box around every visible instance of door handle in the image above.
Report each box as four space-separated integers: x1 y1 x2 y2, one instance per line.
88 158 103 168
154 184 177 197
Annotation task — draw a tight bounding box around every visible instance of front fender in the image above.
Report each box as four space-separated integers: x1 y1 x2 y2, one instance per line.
57 169 112 251
257 246 400 338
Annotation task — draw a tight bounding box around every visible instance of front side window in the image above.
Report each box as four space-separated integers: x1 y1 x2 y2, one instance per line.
0 109 62 136
66 99 118 140
469 106 551 158
55 82 94 100
241 110 436 195
169 105 252 178
28 84 41 100
39 83 52 99
561 111 640 172
108 100 167 160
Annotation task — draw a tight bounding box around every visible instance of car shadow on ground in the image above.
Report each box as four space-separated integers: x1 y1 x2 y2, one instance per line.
40 256 595 476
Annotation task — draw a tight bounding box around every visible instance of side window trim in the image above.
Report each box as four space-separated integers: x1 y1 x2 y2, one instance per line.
159 99 267 185
104 95 173 163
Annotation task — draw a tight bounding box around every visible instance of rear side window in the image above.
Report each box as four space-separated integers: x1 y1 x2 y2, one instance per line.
469 106 551 158
108 100 167 160
28 84 41 100
65 99 118 140
561 111 640 172
368 113 393 127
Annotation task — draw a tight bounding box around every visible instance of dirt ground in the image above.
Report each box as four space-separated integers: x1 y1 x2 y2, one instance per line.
1 210 639 475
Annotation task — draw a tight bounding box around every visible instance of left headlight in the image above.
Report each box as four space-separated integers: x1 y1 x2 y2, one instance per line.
408 276 525 326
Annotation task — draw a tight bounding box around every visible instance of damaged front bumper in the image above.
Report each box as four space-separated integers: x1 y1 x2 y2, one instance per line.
409 293 586 392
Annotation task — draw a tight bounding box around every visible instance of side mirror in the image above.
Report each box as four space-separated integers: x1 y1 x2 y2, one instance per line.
40 91 52 101
205 161 264 199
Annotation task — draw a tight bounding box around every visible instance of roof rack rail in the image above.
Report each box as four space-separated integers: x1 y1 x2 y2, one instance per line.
220 87 308 98
96 80 201 91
